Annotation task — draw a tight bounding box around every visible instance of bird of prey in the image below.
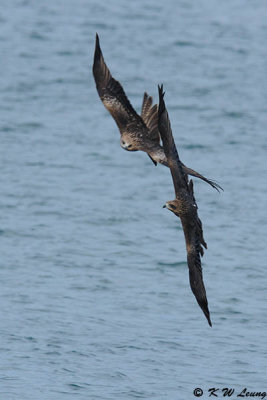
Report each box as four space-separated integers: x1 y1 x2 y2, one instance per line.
158 85 212 326
93 33 222 192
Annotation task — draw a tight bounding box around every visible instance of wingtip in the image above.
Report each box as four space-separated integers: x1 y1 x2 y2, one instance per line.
203 307 212 327
158 84 165 98
94 32 101 59
207 315 212 327
158 84 166 117
93 34 103 77
197 296 212 327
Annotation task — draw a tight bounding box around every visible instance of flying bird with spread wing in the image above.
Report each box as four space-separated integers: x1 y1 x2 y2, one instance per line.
92 33 222 192
158 85 212 326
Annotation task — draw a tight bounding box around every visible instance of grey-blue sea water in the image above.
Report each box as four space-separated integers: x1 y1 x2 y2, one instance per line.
1 0 267 398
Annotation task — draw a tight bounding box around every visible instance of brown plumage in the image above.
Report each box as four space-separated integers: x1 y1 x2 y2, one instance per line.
92 33 222 192
158 85 212 327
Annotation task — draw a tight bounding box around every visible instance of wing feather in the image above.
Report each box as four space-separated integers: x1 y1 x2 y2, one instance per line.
141 92 153 118
158 85 188 194
141 93 160 144
158 85 211 326
181 213 212 327
93 34 145 134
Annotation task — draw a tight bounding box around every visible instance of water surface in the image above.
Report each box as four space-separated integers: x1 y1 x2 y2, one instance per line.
1 0 267 398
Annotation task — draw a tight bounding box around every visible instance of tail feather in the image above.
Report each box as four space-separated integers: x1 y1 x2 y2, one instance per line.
182 164 223 192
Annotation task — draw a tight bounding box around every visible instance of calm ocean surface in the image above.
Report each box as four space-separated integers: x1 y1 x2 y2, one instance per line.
1 0 267 398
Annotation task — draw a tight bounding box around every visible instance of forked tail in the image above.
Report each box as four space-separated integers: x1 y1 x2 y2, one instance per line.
182 164 223 192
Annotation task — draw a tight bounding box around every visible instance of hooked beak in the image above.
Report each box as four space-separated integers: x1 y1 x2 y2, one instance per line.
162 204 166 208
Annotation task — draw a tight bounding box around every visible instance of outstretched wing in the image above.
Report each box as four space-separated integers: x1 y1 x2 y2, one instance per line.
158 85 211 326
182 180 211 327
184 179 211 326
93 33 146 135
158 85 188 194
182 213 212 326
188 179 207 254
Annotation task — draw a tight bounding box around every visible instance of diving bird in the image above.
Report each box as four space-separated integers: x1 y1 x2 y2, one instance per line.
92 33 222 192
158 85 212 326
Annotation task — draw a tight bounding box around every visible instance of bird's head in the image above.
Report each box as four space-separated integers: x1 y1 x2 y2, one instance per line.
163 200 179 216
120 137 138 151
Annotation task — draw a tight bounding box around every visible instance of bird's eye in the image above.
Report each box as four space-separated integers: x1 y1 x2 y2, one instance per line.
122 140 125 145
